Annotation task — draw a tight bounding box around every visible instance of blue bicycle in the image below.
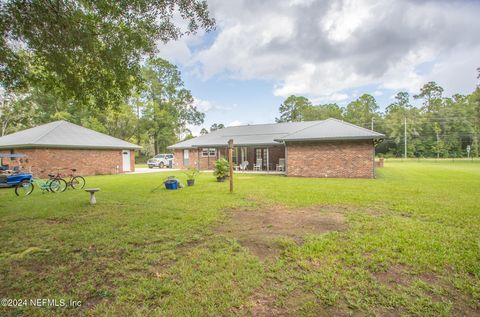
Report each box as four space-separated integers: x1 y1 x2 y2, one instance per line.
15 174 67 196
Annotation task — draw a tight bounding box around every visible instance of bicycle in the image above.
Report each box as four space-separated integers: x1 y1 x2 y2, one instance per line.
15 174 67 196
50 168 86 190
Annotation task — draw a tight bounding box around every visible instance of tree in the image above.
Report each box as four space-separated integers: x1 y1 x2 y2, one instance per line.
302 103 344 121
0 89 37 136
139 58 204 154
182 130 194 141
344 94 379 129
210 123 225 132
383 92 422 157
276 95 312 122
414 81 444 111
466 89 480 157
200 128 209 135
0 0 215 110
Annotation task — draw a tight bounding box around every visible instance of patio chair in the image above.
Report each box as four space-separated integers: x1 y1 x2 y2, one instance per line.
276 158 285 172
253 159 262 171
239 161 249 171
234 161 249 171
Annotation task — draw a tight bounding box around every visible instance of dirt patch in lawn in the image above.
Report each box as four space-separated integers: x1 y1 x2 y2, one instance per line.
217 205 346 259
233 291 284 317
373 264 412 288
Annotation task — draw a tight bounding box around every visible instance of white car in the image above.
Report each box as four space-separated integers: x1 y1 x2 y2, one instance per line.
147 154 175 168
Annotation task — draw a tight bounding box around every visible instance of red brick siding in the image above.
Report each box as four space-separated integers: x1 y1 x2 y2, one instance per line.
286 140 375 178
0 148 135 178
174 148 219 169
130 150 135 172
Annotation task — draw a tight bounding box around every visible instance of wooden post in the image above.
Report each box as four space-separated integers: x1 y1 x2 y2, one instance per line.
228 139 234 193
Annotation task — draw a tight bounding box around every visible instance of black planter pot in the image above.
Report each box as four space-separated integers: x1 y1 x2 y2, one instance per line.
187 179 195 186
217 176 226 182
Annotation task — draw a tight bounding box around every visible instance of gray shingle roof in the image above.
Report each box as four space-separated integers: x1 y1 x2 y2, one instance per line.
168 118 384 149
276 118 385 142
0 120 141 150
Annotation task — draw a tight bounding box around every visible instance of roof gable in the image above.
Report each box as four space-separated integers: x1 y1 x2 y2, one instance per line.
0 121 141 150
168 119 384 149
276 118 385 142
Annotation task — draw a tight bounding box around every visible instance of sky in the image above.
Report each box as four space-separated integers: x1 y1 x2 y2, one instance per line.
158 0 480 135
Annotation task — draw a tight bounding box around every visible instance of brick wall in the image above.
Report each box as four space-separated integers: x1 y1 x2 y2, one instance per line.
286 140 375 178
0 148 135 178
174 148 221 169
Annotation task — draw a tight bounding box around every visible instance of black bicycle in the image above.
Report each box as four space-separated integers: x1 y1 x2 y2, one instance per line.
51 168 86 190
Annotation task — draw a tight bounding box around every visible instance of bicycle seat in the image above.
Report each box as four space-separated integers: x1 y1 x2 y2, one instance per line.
48 174 55 178
71 168 77 172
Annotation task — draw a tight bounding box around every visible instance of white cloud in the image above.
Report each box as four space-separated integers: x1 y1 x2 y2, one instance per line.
321 0 373 43
192 97 215 112
177 0 480 99
227 120 244 127
311 92 349 104
192 97 234 113
158 40 192 65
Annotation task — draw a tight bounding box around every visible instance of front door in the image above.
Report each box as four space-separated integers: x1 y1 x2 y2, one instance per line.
183 149 189 166
122 150 131 172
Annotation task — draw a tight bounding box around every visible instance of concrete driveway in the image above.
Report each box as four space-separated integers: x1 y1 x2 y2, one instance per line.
127 167 180 174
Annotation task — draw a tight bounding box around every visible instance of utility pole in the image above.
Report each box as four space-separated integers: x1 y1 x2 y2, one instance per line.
404 116 407 159
371 117 374 130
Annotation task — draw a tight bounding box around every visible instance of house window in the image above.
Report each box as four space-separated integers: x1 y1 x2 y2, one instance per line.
202 148 217 157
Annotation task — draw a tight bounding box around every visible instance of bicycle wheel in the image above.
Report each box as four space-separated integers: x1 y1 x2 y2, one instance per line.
50 178 68 193
15 180 34 196
70 176 86 189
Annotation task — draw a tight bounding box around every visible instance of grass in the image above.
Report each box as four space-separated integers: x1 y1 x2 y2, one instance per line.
0 161 479 316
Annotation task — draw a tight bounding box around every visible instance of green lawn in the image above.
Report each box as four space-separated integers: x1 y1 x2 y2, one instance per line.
1 161 479 316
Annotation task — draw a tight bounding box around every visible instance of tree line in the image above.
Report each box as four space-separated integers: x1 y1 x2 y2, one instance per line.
0 57 206 157
276 81 480 158
0 0 215 158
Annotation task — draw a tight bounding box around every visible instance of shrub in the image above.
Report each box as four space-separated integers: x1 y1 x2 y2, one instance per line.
213 158 229 179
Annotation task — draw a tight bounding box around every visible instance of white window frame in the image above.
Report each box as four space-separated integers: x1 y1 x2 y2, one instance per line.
201 148 217 157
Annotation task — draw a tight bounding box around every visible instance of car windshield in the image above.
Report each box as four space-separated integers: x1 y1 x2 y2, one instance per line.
154 155 164 158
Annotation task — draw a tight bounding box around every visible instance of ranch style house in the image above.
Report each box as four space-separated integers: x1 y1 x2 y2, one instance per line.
168 118 384 178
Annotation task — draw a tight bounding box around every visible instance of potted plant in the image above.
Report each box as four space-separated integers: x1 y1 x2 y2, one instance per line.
213 158 229 182
183 167 199 186
163 176 180 190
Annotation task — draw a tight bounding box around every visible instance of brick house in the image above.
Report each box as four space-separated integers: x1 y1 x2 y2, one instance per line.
0 120 141 177
168 118 384 178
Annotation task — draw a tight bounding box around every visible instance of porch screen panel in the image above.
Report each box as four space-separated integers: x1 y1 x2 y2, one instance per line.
255 149 262 163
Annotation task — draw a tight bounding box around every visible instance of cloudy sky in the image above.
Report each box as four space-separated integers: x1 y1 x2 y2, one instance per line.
159 0 480 135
